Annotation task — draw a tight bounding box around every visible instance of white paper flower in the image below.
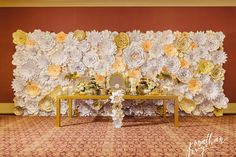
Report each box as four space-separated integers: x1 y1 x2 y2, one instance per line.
67 48 83 63
211 50 227 65
144 31 155 40
78 40 90 53
12 77 26 92
122 42 146 69
26 102 39 115
86 30 102 46
177 68 192 83
68 62 87 74
14 60 38 80
213 94 229 109
50 50 68 66
64 32 79 49
149 43 164 59
38 32 56 52
199 100 215 114
82 51 99 68
166 57 180 74
127 30 142 42
160 30 175 44
190 31 207 46
98 40 116 56
205 31 221 52
201 82 219 100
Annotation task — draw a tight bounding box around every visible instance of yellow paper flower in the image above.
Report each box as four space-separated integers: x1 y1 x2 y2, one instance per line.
112 57 126 72
13 106 24 116
214 108 224 117
56 32 67 43
38 95 54 112
48 65 61 77
73 29 86 41
191 42 198 49
163 44 178 57
210 65 225 81
180 58 190 68
141 40 152 52
197 59 214 74
49 86 62 100
25 82 41 97
128 69 142 80
12 29 28 45
95 75 106 84
175 32 191 52
179 98 196 114
188 79 202 93
114 32 129 49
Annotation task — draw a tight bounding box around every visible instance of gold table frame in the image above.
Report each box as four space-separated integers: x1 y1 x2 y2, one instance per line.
56 94 179 127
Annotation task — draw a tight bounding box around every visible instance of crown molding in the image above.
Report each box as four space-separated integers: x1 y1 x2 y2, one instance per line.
0 0 236 7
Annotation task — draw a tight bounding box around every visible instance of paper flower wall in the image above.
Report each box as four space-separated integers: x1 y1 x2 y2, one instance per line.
12 29 228 116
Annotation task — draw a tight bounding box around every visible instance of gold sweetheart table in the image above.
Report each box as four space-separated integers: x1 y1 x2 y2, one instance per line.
56 94 179 128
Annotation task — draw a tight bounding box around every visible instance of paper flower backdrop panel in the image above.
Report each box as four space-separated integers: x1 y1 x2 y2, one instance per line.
12 29 228 116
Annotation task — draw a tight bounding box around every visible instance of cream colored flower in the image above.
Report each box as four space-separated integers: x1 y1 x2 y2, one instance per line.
114 32 129 49
163 44 178 57
56 32 67 43
122 42 146 69
210 65 225 81
13 30 28 45
177 69 192 83
180 58 190 68
179 98 196 114
13 106 24 116
48 64 61 77
38 95 54 112
73 29 86 41
214 108 224 117
82 51 99 68
112 57 126 72
197 59 214 74
188 79 202 93
25 82 41 97
141 40 152 52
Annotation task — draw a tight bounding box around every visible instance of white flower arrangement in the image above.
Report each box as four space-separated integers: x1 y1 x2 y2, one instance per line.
11 29 228 117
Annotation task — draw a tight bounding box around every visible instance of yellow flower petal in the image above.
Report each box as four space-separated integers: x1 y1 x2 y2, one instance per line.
48 65 61 77
141 40 152 52
114 32 129 49
56 32 67 43
74 29 86 41
12 29 28 45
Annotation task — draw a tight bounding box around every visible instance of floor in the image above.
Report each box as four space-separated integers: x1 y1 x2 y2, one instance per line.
0 115 235 157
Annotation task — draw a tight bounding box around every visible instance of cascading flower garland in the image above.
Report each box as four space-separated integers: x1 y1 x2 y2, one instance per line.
12 29 228 117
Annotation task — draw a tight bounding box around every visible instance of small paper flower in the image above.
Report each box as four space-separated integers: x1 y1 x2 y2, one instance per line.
175 32 191 52
163 44 178 57
13 29 28 45
73 29 86 41
177 68 192 83
210 65 225 81
25 82 41 97
211 51 227 65
188 79 202 93
141 40 152 52
56 32 67 43
82 51 99 68
47 64 61 77
114 32 129 49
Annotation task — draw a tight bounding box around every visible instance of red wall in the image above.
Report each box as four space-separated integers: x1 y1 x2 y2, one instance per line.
0 7 235 102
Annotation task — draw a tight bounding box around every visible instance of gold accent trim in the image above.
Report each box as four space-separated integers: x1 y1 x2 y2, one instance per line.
0 103 14 114
0 102 235 114
0 0 236 7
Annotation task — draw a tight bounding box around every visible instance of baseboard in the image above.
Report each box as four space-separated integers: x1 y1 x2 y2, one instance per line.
0 103 235 114
0 103 14 114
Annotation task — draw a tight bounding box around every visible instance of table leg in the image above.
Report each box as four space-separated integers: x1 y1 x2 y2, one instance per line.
163 99 167 122
174 97 179 127
68 99 72 118
56 98 61 127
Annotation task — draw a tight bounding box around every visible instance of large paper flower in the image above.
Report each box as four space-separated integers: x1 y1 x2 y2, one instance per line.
197 59 214 74
189 31 207 46
210 65 225 81
211 51 227 65
38 95 54 112
213 94 229 109
163 44 178 57
177 68 192 83
13 30 28 45
114 32 129 49
86 30 101 46
38 32 56 52
73 29 86 41
98 40 116 56
82 51 99 68
165 57 180 74
205 31 221 52
179 98 196 114
12 77 26 93
47 64 61 77
51 50 68 65
188 79 202 93
149 42 164 59
122 43 146 69
201 81 219 100
25 82 41 97
175 32 191 52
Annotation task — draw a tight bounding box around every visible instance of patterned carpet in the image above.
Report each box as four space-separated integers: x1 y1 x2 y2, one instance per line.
0 115 235 157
